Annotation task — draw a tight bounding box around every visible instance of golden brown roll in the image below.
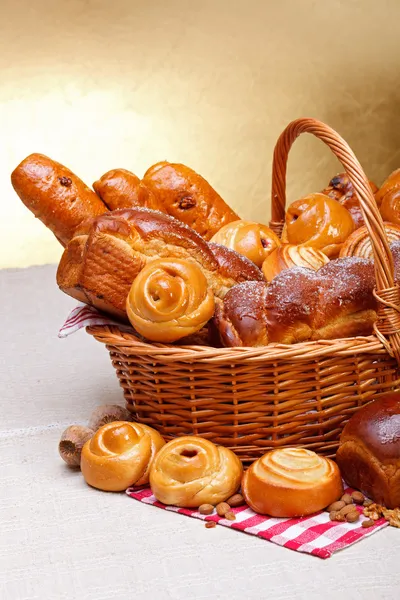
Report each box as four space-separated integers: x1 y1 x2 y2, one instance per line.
283 193 355 258
149 436 243 507
339 222 400 260
322 172 378 229
81 421 165 492
142 162 239 240
336 393 400 509
93 168 154 211
210 220 281 267
11 153 108 246
242 448 343 517
261 244 329 282
208 242 265 284
376 169 400 225
126 258 215 342
213 257 378 346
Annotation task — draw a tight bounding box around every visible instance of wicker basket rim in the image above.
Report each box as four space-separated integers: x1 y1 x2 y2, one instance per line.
86 324 389 363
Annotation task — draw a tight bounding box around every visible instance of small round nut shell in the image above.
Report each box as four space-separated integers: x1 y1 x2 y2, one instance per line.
345 510 360 523
199 504 214 515
216 502 231 517
351 491 365 505
227 493 245 507
59 425 94 467
88 404 131 431
341 493 353 505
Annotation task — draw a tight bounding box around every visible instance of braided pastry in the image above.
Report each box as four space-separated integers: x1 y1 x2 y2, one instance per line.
80 421 165 492
149 436 243 507
126 258 215 342
242 448 343 517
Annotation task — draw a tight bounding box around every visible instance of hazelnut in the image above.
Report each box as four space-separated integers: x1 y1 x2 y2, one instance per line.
59 425 94 467
216 502 231 517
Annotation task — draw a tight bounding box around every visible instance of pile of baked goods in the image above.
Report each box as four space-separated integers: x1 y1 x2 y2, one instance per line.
58 393 400 524
11 154 400 346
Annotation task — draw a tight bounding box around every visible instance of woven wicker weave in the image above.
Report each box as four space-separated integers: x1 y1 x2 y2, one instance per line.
87 118 400 463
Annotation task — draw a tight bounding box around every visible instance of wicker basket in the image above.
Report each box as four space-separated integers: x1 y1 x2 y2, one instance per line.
87 118 400 463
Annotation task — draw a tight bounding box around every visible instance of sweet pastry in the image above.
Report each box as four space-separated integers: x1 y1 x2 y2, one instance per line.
376 169 400 225
208 242 265 284
141 162 239 240
242 447 343 517
11 153 108 246
93 168 156 211
126 258 215 342
210 220 281 267
283 193 355 257
336 393 400 509
213 257 377 346
322 172 378 229
339 222 400 260
149 436 243 507
80 421 165 492
261 244 329 282
57 208 253 319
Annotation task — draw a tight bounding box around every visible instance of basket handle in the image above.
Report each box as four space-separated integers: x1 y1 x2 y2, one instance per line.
269 117 400 365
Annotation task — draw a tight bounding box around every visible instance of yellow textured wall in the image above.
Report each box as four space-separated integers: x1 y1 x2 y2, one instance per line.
2 0 400 268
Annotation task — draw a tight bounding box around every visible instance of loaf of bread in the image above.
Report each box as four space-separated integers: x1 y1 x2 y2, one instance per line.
149 436 243 507
213 257 378 346
376 169 400 225
242 448 343 517
93 162 239 240
57 208 261 319
210 220 281 267
322 172 378 229
336 393 400 509
283 193 355 257
11 153 108 246
126 258 215 342
81 421 165 492
261 244 329 282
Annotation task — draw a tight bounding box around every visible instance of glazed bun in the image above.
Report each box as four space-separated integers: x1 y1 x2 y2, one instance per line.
261 244 329 282
283 193 355 257
242 448 343 517
81 421 165 492
322 172 378 229
376 169 400 225
149 436 243 507
211 220 281 267
336 393 400 509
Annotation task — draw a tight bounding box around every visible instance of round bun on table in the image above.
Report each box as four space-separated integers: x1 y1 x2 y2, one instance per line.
242 447 343 517
261 244 329 282
126 258 215 343
149 436 243 507
210 220 281 267
336 393 400 509
81 421 165 492
283 193 355 258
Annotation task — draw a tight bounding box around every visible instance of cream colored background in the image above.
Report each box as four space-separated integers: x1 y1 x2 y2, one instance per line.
2 0 400 268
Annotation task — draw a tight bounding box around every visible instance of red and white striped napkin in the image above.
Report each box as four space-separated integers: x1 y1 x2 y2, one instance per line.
59 304 131 337
126 486 388 559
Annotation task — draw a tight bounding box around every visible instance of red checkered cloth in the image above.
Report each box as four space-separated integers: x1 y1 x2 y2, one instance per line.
58 304 132 337
126 487 388 559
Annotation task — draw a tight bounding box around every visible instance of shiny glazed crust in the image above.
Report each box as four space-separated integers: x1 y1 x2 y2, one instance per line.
11 153 108 246
213 257 378 346
149 436 243 507
376 169 400 225
322 172 378 229
336 393 400 508
80 421 165 492
242 448 343 517
261 244 329 282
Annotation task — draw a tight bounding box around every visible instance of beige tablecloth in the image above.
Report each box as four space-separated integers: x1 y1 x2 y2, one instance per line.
1 265 399 600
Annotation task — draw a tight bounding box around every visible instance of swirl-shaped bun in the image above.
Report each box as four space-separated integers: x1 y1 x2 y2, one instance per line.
149 436 243 507
126 258 215 342
242 448 343 517
211 220 281 267
283 193 355 257
261 244 329 282
81 421 165 491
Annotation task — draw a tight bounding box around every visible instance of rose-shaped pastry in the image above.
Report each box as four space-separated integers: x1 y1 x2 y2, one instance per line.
210 220 281 267
283 193 355 257
126 258 215 343
322 172 378 229
242 448 343 517
149 436 243 507
261 244 329 282
81 421 165 492
376 168 400 225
